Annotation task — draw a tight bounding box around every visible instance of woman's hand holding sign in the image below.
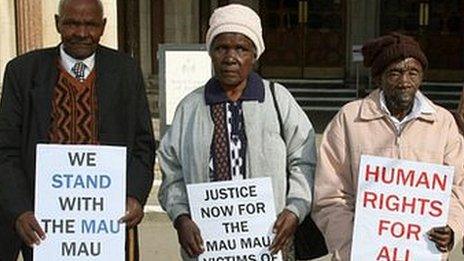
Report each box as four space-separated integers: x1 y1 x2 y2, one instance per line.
270 209 298 254
175 214 205 257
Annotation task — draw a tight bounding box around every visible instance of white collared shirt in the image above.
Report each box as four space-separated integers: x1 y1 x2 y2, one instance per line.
59 44 95 80
380 90 435 133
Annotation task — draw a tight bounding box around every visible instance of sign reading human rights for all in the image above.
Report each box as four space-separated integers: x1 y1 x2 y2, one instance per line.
187 177 282 261
351 155 454 261
34 144 126 261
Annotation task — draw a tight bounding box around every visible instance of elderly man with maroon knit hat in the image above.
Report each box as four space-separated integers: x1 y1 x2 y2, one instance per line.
312 32 464 260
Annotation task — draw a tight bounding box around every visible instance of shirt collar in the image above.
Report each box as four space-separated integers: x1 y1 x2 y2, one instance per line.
59 44 96 74
379 90 435 118
205 72 265 105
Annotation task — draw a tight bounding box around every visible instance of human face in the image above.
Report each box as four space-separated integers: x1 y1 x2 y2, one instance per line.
379 58 423 114
210 33 256 90
55 0 106 59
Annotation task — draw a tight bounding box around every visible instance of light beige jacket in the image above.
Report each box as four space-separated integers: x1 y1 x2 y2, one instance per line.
312 89 464 261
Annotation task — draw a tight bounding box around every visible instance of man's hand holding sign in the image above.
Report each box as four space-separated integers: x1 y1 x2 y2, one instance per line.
15 212 46 247
119 197 144 229
428 226 454 253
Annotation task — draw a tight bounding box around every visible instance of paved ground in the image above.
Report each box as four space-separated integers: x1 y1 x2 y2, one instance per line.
139 212 181 260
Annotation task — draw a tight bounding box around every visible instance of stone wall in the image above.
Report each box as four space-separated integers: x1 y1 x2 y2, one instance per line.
0 0 17 87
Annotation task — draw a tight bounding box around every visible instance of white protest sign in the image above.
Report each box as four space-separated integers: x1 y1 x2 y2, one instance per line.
165 50 212 125
34 144 126 261
187 177 282 261
352 44 363 62
351 155 454 261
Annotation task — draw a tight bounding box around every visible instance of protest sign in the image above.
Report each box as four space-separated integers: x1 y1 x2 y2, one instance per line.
351 155 454 261
158 44 212 136
164 49 211 125
187 177 282 261
34 144 126 261
352 44 363 62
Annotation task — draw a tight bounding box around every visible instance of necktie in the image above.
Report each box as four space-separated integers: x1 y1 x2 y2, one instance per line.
71 62 86 81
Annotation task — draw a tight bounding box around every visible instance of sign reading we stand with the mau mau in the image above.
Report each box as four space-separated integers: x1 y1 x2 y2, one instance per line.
352 155 454 261
187 177 282 261
34 144 126 261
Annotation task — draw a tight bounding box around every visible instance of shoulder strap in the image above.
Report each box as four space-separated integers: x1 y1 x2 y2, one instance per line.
270 82 284 137
269 82 291 194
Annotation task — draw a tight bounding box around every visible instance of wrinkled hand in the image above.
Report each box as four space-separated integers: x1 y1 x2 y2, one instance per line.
119 197 143 228
270 209 298 254
175 215 204 257
15 211 46 247
428 225 454 253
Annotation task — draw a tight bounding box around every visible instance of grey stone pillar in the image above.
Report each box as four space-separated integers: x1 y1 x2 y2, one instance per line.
140 0 152 76
346 0 380 82
164 0 200 44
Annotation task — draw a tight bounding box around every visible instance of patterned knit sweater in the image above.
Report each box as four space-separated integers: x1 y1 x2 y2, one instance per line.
49 64 98 144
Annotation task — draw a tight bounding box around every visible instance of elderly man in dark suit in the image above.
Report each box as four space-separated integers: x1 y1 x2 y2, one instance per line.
0 0 155 260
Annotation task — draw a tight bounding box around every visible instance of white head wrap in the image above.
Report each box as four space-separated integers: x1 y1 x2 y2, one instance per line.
205 4 265 59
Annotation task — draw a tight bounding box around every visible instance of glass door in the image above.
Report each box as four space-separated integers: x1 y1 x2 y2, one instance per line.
260 0 346 79
381 0 464 81
303 0 346 78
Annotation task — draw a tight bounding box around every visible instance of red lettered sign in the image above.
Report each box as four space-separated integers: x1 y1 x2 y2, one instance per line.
351 155 454 261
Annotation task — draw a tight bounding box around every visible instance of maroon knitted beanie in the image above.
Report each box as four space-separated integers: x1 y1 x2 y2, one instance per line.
361 32 428 77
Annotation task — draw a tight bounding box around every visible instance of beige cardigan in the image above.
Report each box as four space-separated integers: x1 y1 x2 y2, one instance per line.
312 89 464 260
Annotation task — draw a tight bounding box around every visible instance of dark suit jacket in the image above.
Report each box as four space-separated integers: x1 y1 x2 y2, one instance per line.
0 45 155 259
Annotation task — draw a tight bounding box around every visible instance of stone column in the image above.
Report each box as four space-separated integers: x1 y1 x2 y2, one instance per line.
346 0 380 93
151 0 164 75
164 0 199 44
140 0 152 76
117 0 140 63
0 0 17 89
15 0 43 54
346 0 380 78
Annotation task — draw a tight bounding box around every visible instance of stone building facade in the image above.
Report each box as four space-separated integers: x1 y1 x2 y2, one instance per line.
2 0 464 117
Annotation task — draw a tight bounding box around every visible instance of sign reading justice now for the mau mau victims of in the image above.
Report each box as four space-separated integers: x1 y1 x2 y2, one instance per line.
187 177 282 261
34 144 126 261
351 155 454 261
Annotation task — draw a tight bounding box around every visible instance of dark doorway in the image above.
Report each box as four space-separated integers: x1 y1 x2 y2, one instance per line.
381 0 464 82
259 0 346 79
